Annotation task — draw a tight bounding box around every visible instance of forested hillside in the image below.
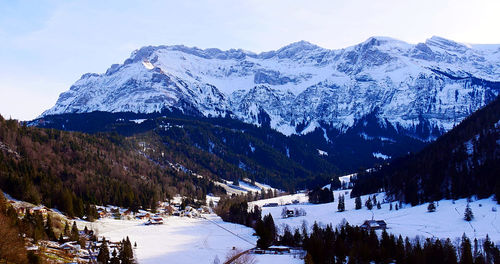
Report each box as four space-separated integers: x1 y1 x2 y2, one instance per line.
0 115 223 217
352 95 500 205
34 111 428 191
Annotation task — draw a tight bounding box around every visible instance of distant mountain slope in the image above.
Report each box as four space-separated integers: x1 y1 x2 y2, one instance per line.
0 115 223 217
42 36 500 142
33 111 345 191
352 95 500 204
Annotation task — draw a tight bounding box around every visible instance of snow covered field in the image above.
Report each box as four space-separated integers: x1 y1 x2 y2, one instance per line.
84 215 257 264
250 189 500 244
76 188 499 264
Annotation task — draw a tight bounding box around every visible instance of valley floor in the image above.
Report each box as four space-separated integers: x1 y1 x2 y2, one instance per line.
78 189 499 264
82 215 302 264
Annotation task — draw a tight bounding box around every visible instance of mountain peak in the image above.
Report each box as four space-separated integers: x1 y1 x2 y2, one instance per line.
272 40 323 58
281 40 319 49
425 36 468 51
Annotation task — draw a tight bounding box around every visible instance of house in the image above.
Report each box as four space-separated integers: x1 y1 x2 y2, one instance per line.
163 205 174 215
97 208 109 218
135 213 150 220
263 203 279 207
253 246 291 254
292 200 300 204
60 242 81 254
16 207 27 215
123 209 133 216
285 210 295 218
30 206 48 215
360 220 387 230
98 211 107 218
145 217 164 225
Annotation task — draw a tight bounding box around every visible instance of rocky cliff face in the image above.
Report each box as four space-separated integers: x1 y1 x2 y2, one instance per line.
42 36 500 140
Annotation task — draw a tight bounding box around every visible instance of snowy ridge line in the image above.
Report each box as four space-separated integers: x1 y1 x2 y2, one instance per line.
42 36 500 139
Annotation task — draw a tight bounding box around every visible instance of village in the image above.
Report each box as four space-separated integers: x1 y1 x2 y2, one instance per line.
94 200 212 225
4 194 217 263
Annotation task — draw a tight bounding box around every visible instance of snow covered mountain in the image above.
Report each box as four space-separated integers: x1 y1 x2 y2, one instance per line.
42 36 500 139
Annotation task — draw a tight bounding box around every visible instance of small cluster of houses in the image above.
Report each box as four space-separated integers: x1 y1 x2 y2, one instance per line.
95 201 211 224
11 202 50 216
26 229 99 263
263 199 300 208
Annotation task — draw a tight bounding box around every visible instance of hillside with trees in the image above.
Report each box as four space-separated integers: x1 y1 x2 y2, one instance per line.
352 95 500 205
0 115 224 218
34 112 350 191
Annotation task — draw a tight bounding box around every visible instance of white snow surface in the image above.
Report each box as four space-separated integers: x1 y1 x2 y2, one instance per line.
317 149 328 156
130 119 147 124
83 215 257 264
214 179 277 195
372 152 391 160
250 190 500 244
42 36 500 139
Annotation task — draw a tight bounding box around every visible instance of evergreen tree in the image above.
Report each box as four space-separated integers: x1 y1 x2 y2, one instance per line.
119 236 135 264
355 196 362 210
428 201 436 212
70 221 79 241
473 238 486 264
337 194 345 212
390 202 393 210
110 249 120 264
256 214 276 249
365 196 373 210
97 240 110 264
63 221 69 236
443 238 458 264
293 228 302 247
280 225 294 246
464 203 474 221
376 201 381 209
483 234 500 263
460 234 473 264
45 214 56 241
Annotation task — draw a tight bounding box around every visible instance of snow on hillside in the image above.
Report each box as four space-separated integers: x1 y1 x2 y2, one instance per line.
250 190 500 244
214 179 277 195
372 152 391 160
42 36 500 139
338 173 356 185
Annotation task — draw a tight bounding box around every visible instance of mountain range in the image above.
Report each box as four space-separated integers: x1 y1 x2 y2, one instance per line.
41 36 500 141
32 36 500 185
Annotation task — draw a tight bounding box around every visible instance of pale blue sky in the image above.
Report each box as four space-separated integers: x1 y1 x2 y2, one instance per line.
1 0 499 120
